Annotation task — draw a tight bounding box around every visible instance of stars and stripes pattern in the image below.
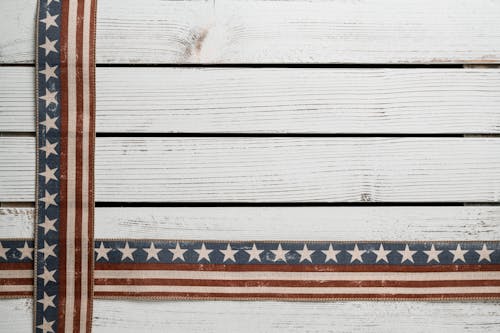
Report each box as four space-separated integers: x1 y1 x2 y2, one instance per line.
35 0 96 332
19 1 500 331
2 240 499 300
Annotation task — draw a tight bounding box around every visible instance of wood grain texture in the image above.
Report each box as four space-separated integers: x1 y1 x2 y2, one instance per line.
2 299 500 333
2 206 499 240
2 136 500 202
2 0 500 64
2 67 500 133
0 207 33 238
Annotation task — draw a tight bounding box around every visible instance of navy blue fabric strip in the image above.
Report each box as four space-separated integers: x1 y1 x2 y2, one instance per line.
2 240 498 266
36 0 62 331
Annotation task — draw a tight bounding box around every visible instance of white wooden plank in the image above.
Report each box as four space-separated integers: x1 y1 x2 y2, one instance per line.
93 206 500 241
0 67 34 132
0 0 36 64
0 206 33 238
0 137 35 202
2 137 500 202
3 0 500 64
2 206 499 240
3 67 500 133
91 300 500 333
2 298 499 333
0 299 32 333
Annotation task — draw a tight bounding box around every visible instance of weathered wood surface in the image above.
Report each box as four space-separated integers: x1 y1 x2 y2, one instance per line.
2 136 500 202
1 299 499 333
2 0 500 331
2 206 499 240
2 67 500 133
2 0 500 64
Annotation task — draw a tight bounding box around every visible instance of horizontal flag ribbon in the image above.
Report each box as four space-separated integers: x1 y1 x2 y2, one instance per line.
3 240 499 300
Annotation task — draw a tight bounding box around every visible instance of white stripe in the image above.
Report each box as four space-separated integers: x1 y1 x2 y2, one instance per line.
65 1 78 331
0 285 33 292
94 270 500 281
93 285 500 295
80 0 92 331
0 270 33 279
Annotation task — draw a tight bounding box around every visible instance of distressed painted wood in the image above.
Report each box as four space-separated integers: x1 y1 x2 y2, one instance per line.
1 299 499 333
2 206 499 240
2 0 500 64
0 206 33 238
2 136 500 202
2 67 500 133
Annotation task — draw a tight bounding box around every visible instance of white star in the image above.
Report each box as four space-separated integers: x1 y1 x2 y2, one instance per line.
39 63 58 81
195 243 212 262
297 244 314 263
36 317 55 333
40 190 57 208
39 165 58 184
476 244 495 262
17 242 33 260
39 139 58 157
144 242 162 261
39 88 58 107
0 242 9 259
40 115 58 132
347 244 366 263
38 241 56 259
38 266 56 286
245 243 264 262
95 242 112 261
41 12 58 29
398 244 417 263
373 244 391 263
322 244 340 263
39 216 57 235
47 0 60 5
450 244 468 263
220 243 237 262
38 292 56 311
424 244 442 263
271 244 288 262
118 242 137 261
169 243 187 262
39 37 58 56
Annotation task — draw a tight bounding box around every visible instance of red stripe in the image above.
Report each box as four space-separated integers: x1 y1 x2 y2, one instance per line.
86 1 97 331
94 278 500 288
95 263 500 273
0 278 33 285
57 0 69 330
0 291 32 298
0 263 33 270
74 0 85 329
94 291 500 300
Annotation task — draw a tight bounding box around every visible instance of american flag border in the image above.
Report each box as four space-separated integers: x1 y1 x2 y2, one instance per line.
35 0 96 332
2 239 499 302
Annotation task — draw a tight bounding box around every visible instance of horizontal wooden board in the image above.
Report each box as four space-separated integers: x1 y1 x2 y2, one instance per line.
1 299 499 333
2 137 500 202
2 206 499 240
2 0 500 64
2 67 500 133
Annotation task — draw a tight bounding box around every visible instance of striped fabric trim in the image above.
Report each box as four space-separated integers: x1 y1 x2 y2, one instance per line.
2 240 499 301
35 0 96 332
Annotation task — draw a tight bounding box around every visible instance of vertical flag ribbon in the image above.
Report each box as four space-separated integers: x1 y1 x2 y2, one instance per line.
35 0 97 332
